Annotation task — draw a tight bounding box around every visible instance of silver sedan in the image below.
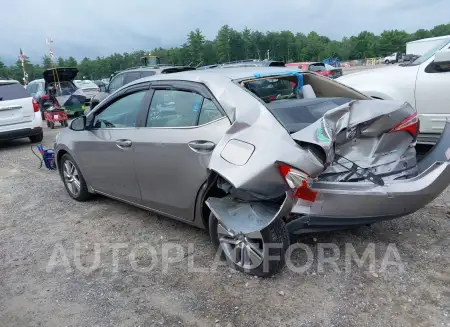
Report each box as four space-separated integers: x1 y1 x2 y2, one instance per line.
54 67 450 276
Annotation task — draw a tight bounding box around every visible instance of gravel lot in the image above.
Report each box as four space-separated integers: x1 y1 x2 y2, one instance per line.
0 125 449 327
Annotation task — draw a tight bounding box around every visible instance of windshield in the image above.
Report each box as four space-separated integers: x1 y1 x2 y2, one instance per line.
409 38 450 66
309 63 326 72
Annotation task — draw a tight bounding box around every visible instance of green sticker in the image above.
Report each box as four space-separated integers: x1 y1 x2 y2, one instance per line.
317 127 330 142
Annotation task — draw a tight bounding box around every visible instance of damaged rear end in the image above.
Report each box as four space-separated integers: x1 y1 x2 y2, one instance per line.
205 74 450 237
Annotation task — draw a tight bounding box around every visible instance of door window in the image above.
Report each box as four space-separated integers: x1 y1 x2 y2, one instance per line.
93 91 146 129
146 89 204 127
140 71 156 78
124 72 142 85
108 74 125 93
198 98 224 125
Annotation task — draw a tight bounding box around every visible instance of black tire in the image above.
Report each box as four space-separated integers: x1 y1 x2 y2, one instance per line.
60 154 92 201
384 60 389 64
49 122 55 129
209 212 290 277
63 120 69 127
29 132 43 143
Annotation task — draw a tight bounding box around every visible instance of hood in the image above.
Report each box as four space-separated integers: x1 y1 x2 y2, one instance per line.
43 67 79 83
336 64 419 91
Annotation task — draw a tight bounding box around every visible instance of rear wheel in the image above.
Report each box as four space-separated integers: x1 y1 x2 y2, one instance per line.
208 212 290 277
60 154 92 201
29 133 43 143
63 120 69 127
49 122 55 129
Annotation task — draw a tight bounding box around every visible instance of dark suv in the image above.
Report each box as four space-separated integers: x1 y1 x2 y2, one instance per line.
89 65 195 110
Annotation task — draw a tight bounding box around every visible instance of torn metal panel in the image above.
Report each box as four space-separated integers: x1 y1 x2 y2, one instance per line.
292 122 450 219
206 192 295 235
290 100 416 169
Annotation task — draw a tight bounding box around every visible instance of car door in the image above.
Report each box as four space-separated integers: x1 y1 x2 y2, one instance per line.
415 43 450 134
133 80 231 220
74 82 153 203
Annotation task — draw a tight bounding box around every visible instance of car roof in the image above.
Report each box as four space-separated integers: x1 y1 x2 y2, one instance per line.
133 66 305 84
119 65 195 74
0 79 20 84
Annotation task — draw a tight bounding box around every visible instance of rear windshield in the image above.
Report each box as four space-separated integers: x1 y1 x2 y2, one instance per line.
0 83 29 101
265 97 353 133
244 77 296 103
49 81 77 96
309 63 326 72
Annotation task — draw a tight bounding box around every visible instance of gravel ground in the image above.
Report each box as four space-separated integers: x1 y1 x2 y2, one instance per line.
0 125 449 327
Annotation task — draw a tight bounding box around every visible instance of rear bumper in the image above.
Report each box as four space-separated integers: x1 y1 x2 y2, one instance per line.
290 122 450 230
0 126 43 141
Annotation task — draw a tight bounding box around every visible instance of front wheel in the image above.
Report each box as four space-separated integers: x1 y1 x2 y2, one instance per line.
60 154 92 201
384 60 390 64
208 212 290 277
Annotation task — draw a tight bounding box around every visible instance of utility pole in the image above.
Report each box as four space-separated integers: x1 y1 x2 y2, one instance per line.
266 49 270 60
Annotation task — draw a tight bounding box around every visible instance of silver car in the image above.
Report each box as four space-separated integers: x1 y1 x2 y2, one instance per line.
55 67 450 276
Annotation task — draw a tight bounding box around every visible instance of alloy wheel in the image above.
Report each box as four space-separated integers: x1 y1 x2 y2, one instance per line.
63 160 81 196
217 223 265 269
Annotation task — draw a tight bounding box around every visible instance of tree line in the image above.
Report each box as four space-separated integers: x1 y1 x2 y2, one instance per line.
1 23 449 82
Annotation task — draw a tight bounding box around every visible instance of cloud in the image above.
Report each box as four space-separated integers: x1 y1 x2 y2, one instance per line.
1 0 449 64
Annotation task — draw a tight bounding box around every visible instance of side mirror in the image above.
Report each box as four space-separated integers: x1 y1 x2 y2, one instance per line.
434 48 450 64
70 116 87 131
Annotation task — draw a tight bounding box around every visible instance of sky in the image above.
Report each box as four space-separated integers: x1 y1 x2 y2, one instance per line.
1 0 449 64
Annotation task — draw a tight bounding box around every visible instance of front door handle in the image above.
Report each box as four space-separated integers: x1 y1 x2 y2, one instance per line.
116 139 132 148
188 140 215 152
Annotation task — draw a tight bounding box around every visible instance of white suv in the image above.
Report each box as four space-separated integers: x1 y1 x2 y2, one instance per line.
0 80 43 143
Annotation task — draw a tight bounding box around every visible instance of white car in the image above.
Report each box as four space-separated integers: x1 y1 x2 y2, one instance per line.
0 80 43 143
73 80 100 101
337 38 450 144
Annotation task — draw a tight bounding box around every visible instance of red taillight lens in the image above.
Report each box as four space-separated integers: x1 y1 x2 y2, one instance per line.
278 163 317 202
269 95 276 102
32 98 39 112
389 112 419 137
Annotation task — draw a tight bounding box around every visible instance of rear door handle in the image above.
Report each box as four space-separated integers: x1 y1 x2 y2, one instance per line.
188 140 215 152
116 139 132 148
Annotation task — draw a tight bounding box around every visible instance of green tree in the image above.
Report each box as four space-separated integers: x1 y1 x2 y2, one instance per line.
187 29 205 66
66 56 78 67
42 55 52 69
216 25 232 62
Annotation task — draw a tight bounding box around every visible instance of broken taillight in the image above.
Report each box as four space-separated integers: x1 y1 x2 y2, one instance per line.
389 112 419 138
277 163 317 202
